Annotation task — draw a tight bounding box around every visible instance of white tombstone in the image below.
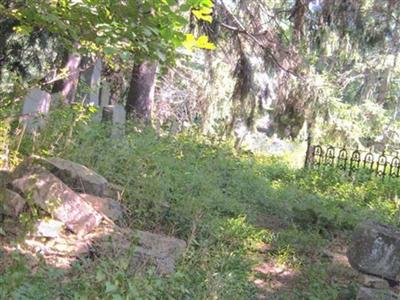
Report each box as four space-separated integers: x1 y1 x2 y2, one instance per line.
21 88 51 132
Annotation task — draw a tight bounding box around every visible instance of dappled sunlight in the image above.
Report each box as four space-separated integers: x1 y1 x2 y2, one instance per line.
1 219 117 269
253 260 299 299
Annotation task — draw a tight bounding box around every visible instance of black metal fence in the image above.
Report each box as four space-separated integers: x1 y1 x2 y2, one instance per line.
305 145 400 179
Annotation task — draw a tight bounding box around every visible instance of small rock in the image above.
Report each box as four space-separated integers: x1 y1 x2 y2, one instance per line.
0 189 26 217
12 170 102 236
347 221 400 281
33 219 64 238
359 274 390 289
356 287 397 300
79 193 123 222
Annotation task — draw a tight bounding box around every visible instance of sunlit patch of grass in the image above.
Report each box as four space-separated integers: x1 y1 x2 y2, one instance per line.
2 119 400 299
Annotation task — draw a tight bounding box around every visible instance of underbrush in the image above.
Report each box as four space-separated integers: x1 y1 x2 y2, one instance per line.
1 108 399 299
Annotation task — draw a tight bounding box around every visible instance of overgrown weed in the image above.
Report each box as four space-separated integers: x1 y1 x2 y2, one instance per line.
1 110 399 299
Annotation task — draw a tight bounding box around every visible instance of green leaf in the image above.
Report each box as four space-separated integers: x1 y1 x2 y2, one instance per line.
105 281 118 294
196 35 216 50
192 7 213 23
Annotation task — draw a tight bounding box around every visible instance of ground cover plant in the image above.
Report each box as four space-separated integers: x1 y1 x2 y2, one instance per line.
1 1 400 297
1 114 399 299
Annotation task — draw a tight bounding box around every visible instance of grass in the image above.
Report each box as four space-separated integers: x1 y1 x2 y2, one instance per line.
1 110 400 299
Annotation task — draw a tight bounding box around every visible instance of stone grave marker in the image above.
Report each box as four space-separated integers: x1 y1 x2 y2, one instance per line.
21 88 51 132
102 105 126 138
100 81 111 107
81 59 102 106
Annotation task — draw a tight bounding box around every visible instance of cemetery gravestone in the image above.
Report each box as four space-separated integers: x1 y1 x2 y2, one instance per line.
102 105 126 138
100 81 111 107
21 88 51 132
81 59 102 106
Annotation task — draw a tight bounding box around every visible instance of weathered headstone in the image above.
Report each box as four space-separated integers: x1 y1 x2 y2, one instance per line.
81 59 102 106
112 104 126 138
21 88 51 132
12 170 102 236
92 80 112 122
102 105 126 138
100 81 111 107
347 221 400 282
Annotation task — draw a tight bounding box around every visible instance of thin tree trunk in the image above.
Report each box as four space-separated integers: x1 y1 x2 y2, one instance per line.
290 0 306 43
52 51 82 104
126 61 158 123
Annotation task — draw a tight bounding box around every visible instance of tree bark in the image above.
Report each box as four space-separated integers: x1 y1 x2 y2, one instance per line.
52 51 82 104
126 61 158 123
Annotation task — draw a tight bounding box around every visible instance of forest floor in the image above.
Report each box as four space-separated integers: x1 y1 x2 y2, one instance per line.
1 125 400 299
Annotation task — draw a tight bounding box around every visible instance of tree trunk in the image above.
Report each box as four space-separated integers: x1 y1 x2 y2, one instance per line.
52 51 82 104
290 0 306 43
126 61 158 123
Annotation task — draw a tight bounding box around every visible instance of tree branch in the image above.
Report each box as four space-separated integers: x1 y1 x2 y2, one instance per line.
219 0 298 77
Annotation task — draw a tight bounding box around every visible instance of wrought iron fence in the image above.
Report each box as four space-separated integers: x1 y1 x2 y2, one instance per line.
305 145 400 179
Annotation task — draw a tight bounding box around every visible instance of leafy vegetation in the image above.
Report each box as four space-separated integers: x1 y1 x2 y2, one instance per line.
1 109 399 298
1 0 400 299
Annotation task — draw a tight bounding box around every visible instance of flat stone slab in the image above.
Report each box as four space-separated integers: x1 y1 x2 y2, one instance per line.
93 228 186 275
348 221 400 282
12 170 102 236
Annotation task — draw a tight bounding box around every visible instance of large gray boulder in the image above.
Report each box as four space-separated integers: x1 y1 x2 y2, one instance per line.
347 221 400 282
15 156 108 197
12 170 102 236
356 287 397 300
